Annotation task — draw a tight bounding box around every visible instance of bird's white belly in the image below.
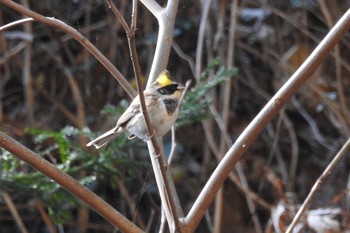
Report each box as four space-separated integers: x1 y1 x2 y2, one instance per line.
126 99 178 141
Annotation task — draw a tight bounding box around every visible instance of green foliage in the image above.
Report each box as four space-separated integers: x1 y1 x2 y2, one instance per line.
25 127 72 163
0 124 142 223
0 149 76 223
177 59 238 127
100 101 128 115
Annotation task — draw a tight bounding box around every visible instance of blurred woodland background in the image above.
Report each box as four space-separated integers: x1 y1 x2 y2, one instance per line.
1 0 350 232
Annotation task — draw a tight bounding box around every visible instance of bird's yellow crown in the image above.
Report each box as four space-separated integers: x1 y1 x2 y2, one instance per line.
156 70 174 87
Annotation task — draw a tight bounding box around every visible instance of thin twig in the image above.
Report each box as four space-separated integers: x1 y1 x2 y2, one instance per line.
195 0 213 77
32 200 57 233
318 0 350 133
1 192 29 233
309 84 349 133
261 1 350 74
284 115 299 192
168 80 192 166
106 0 130 33
235 163 263 233
62 65 86 145
213 187 223 233
172 42 196 78
286 137 350 233
215 0 237 231
292 98 333 150
0 17 34 31
115 177 146 229
228 172 271 210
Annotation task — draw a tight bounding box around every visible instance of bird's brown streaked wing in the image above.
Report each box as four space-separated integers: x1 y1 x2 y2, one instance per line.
116 96 140 127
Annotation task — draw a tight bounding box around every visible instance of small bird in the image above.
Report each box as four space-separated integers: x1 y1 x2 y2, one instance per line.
87 70 184 149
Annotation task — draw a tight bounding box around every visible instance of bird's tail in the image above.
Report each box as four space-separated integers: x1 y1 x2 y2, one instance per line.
87 126 120 149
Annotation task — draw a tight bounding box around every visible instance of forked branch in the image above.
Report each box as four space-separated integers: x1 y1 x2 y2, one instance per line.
107 1 182 231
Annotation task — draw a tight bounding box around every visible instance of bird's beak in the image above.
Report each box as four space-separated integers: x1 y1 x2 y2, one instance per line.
178 85 185 90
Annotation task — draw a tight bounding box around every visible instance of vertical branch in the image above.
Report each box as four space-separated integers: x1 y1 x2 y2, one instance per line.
20 0 34 124
83 0 92 75
227 1 262 232
0 10 11 124
318 0 350 133
195 0 213 77
67 74 85 128
129 1 183 230
107 1 183 231
213 187 223 233
142 0 184 230
214 1 228 231
221 0 238 143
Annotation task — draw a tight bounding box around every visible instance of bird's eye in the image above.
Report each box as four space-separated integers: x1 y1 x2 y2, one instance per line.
158 84 178 95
